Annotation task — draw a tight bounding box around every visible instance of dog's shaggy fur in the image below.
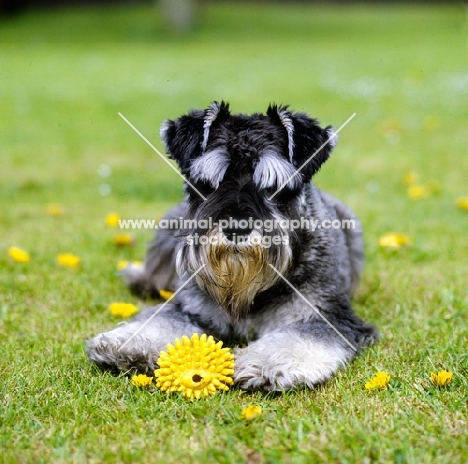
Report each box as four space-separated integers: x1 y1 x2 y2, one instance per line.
86 102 378 391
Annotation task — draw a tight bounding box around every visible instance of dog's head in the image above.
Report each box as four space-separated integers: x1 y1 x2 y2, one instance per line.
160 101 337 321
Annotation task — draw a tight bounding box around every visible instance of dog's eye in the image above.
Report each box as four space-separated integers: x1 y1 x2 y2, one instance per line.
187 181 215 198
266 186 299 204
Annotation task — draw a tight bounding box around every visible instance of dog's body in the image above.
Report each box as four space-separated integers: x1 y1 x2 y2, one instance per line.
87 102 378 390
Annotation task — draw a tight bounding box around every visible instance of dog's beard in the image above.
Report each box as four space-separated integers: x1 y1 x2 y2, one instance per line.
178 228 292 322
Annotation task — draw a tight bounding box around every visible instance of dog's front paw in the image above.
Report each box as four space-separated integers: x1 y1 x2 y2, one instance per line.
86 327 160 375
234 333 351 391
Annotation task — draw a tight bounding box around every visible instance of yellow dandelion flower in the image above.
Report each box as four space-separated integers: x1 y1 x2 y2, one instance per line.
402 171 419 186
155 333 235 400
365 371 390 390
379 233 410 249
456 197 468 211
45 203 64 217
159 289 175 301
108 302 138 318
131 374 153 388
8 246 30 263
114 234 134 246
106 213 121 227
407 184 429 199
242 404 262 420
430 370 453 387
56 253 80 267
117 260 143 270
117 260 128 270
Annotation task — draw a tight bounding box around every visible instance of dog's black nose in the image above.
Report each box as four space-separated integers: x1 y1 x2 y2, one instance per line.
222 227 253 242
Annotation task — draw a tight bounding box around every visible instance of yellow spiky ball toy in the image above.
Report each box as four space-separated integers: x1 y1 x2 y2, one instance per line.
155 333 235 399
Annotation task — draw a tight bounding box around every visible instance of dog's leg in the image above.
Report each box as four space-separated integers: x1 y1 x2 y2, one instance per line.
86 305 202 374
234 320 377 391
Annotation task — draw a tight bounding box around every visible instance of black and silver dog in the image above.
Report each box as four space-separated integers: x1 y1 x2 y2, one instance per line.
87 102 378 390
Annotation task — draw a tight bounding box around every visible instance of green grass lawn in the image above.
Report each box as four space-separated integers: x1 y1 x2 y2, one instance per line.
1 2 467 463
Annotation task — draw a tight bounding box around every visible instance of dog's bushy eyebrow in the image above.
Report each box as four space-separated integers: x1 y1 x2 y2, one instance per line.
190 148 230 189
253 150 302 190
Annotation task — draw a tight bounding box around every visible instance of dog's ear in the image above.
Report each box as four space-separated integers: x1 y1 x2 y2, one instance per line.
201 100 230 152
266 104 337 180
159 109 204 175
160 101 230 175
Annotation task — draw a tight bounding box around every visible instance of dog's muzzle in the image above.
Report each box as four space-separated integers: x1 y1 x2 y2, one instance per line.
177 226 292 322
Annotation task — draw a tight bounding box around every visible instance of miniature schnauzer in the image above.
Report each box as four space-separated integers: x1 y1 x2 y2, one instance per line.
87 102 378 390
